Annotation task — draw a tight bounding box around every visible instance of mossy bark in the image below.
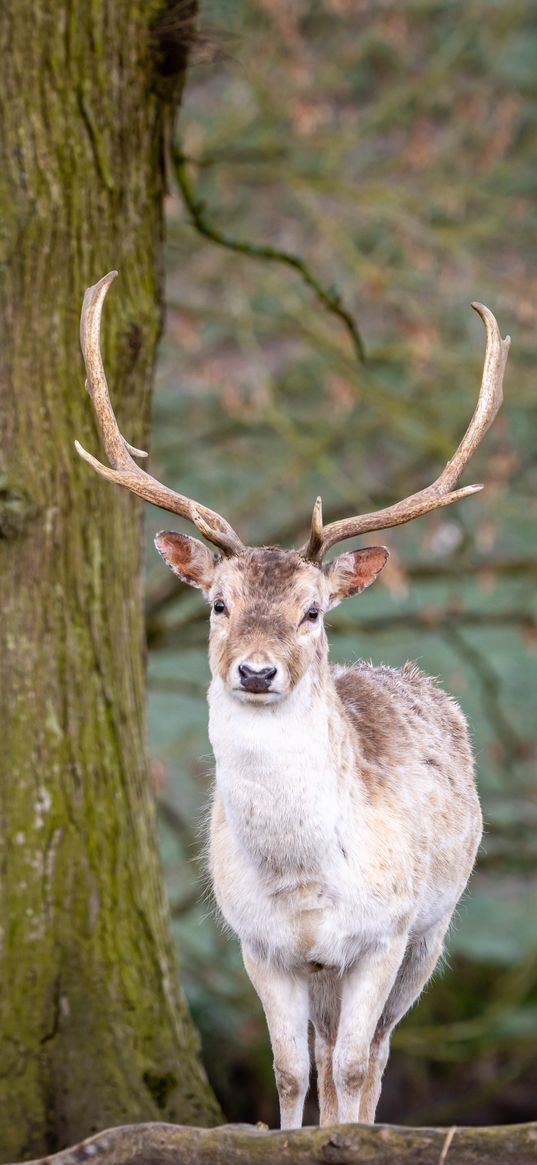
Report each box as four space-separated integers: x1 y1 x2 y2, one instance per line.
0 3 221 1161
11 1120 537 1165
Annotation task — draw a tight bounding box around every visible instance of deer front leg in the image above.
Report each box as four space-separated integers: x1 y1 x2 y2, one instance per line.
242 947 310 1129
333 935 408 1123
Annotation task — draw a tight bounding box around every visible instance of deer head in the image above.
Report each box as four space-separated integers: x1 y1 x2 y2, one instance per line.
153 540 388 701
76 271 510 702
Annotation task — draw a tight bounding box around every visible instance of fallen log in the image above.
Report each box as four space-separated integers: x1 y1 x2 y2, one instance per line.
11 1119 537 1165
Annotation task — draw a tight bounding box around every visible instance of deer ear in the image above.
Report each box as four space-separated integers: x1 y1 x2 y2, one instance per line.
324 546 389 608
154 531 220 598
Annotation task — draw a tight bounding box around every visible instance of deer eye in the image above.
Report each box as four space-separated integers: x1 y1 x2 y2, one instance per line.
306 606 319 622
213 599 226 614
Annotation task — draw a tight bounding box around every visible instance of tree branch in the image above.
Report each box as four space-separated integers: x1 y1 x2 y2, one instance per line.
446 626 529 762
12 1119 537 1165
146 605 537 652
145 557 537 624
329 608 537 636
172 146 366 364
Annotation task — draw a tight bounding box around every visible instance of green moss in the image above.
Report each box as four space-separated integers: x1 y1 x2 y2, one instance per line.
0 481 38 537
143 1069 180 1111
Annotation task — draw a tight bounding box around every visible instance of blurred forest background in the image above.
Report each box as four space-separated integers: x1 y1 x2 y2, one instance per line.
144 0 537 1129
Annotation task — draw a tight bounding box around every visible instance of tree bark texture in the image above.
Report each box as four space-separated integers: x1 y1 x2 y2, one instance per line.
0 3 221 1161
9 1121 537 1165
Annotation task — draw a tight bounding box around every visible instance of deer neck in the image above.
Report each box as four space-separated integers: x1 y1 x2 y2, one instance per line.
208 648 357 875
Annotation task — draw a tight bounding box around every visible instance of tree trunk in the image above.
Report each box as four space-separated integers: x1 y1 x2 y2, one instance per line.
0 3 221 1160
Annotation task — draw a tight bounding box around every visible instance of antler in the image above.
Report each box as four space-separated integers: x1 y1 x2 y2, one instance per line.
75 271 245 557
301 303 510 562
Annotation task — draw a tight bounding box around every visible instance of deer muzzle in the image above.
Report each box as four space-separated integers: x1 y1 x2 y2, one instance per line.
238 663 278 694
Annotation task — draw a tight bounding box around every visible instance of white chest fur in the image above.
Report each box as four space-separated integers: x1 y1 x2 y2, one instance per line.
207 675 393 970
208 675 347 871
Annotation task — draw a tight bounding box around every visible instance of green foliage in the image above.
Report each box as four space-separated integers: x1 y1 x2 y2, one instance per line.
147 0 537 1127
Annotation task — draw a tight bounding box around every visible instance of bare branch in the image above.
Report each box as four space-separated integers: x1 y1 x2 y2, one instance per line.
173 147 366 364
146 604 537 654
446 626 529 763
330 608 535 636
144 555 537 623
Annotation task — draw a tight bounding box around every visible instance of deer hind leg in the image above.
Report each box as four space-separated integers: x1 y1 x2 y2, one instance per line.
359 916 451 1123
242 947 310 1129
310 971 341 1126
314 1031 338 1125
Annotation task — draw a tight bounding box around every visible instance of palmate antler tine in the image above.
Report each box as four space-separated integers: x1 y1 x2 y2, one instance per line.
301 303 510 563
76 271 245 558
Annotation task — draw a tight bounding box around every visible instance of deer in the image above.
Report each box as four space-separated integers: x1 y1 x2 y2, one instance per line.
76 271 510 1129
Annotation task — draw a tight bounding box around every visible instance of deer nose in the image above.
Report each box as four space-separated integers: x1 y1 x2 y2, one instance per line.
238 663 278 693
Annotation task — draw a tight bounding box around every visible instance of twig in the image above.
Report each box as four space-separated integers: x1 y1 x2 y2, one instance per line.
438 1125 457 1165
157 798 196 849
148 674 207 699
446 625 528 761
329 608 537 636
179 145 288 168
172 146 366 364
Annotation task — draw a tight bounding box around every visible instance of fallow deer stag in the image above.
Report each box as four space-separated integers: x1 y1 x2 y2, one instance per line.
76 271 510 1128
